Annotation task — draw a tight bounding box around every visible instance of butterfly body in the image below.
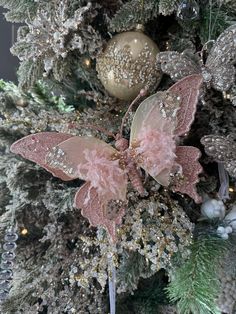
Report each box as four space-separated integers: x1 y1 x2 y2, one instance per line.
114 134 145 196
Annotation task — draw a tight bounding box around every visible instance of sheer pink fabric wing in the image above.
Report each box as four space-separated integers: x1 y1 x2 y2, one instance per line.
130 92 177 141
45 136 127 202
173 146 202 203
130 92 177 186
169 74 203 137
10 132 74 181
74 182 125 242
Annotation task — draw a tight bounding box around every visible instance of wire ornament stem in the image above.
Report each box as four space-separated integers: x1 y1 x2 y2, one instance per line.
107 249 117 314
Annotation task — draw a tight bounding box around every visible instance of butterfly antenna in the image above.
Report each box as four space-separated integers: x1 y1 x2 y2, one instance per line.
119 88 147 136
79 124 116 139
198 40 215 64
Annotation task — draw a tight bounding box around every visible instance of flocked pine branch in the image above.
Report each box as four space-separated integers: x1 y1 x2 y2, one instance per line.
220 0 236 13
159 0 178 16
109 0 160 32
117 269 168 314
0 0 37 22
0 79 74 113
167 235 228 314
17 59 44 90
117 251 153 294
10 0 102 89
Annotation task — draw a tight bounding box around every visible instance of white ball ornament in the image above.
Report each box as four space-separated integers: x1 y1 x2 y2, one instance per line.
201 199 225 219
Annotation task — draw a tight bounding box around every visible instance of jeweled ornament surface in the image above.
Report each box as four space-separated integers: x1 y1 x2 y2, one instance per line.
96 29 162 101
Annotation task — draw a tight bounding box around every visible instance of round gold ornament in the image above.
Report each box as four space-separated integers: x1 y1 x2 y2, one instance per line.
96 27 162 101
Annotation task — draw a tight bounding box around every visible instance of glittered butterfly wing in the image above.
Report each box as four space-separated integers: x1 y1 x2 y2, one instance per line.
173 146 203 203
225 160 236 178
74 182 125 242
130 91 179 186
169 74 203 136
10 132 74 181
157 51 201 82
170 75 203 202
201 135 236 178
205 24 236 92
45 136 128 240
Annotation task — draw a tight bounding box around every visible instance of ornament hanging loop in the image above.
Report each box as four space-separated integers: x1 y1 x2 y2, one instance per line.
135 24 145 32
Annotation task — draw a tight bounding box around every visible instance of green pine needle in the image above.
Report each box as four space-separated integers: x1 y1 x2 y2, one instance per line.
167 235 228 314
109 0 160 32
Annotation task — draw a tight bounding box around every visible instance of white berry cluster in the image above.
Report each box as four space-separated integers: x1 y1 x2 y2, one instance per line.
201 199 236 240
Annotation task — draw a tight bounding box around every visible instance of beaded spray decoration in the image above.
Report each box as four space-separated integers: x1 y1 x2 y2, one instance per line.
0 226 18 303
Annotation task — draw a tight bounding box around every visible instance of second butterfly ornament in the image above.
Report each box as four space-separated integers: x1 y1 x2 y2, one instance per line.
10 74 203 242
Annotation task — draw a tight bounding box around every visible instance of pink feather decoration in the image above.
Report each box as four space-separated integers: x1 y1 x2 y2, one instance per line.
76 149 127 202
135 125 176 186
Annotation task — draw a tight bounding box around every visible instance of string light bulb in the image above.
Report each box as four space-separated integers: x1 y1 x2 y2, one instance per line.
83 57 91 68
20 228 28 236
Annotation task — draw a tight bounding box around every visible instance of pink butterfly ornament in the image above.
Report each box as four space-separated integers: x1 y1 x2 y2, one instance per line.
130 74 203 203
10 74 203 243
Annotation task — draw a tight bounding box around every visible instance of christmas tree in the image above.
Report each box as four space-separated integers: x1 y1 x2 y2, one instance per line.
0 0 236 313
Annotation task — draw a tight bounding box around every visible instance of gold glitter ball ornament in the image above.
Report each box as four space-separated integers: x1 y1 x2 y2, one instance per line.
96 29 162 101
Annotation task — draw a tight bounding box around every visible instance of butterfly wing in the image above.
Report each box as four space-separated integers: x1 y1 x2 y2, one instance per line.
157 51 201 82
201 135 235 162
201 135 236 178
10 132 74 181
225 160 236 178
46 136 128 239
206 24 236 92
130 91 178 186
173 146 202 203
206 64 235 92
74 182 125 242
169 74 203 136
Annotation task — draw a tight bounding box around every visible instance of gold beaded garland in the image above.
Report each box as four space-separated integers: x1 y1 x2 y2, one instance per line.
96 27 162 101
